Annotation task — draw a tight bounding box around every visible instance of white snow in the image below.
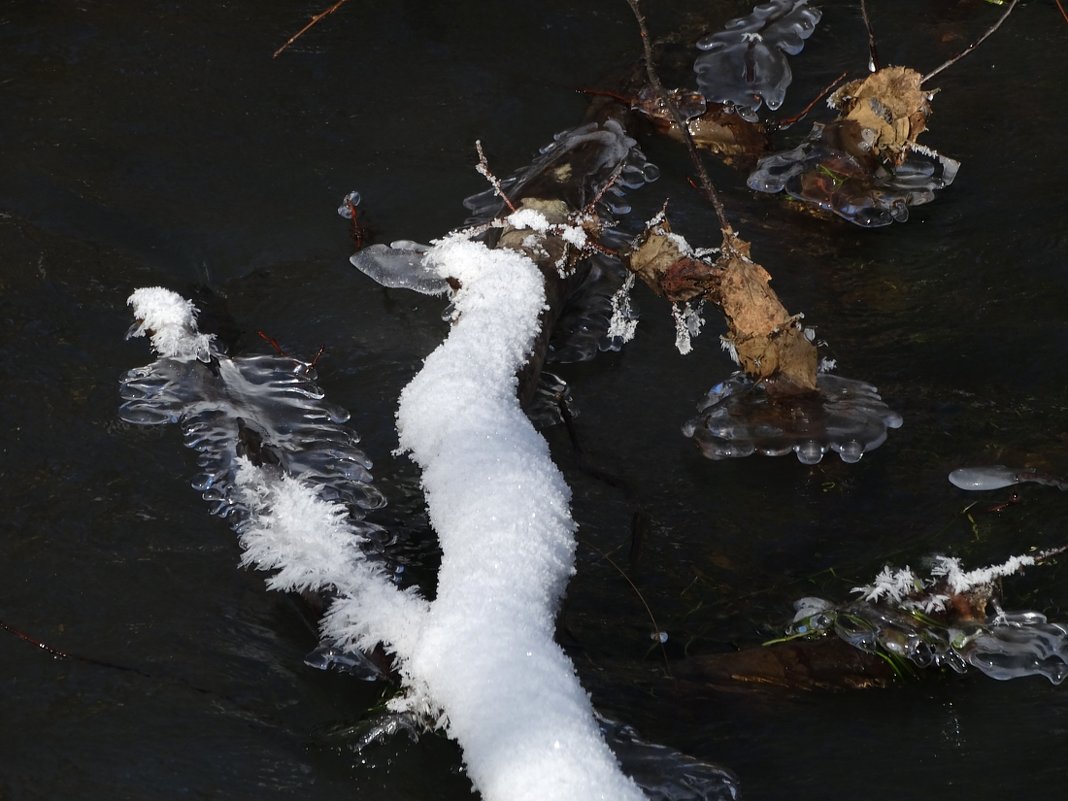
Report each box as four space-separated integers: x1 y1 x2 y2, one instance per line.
126 233 650 801
127 287 215 361
506 207 552 233
929 554 1037 596
852 564 919 604
397 233 645 801
671 302 704 356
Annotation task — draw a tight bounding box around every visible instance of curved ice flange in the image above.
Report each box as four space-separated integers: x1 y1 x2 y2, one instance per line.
548 254 637 363
682 372 902 463
120 354 386 519
597 713 740 801
121 288 384 522
694 0 822 121
791 599 1068 684
747 122 960 226
462 119 660 243
350 240 450 296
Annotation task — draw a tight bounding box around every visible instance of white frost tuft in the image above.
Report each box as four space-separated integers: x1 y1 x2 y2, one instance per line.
127 287 215 361
852 564 919 604
606 273 638 344
232 458 428 659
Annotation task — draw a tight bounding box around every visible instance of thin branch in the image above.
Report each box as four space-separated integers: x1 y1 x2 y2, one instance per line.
859 0 881 72
770 70 848 131
922 0 1020 84
1056 0 1068 25
474 140 518 213
624 0 734 243
273 0 351 59
581 540 672 676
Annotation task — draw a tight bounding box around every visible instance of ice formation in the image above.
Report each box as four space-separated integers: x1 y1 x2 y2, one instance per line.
121 288 385 518
349 122 657 366
682 372 903 463
747 122 960 226
788 552 1068 684
949 465 1068 492
350 240 451 295
461 121 658 363
693 0 822 121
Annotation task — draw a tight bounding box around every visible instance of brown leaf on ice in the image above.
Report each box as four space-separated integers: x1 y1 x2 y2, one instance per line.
829 67 930 163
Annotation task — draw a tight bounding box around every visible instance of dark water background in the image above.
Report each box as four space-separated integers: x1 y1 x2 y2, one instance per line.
2 1 1068 799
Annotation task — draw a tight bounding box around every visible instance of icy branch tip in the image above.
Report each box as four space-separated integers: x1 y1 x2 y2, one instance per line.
126 286 215 362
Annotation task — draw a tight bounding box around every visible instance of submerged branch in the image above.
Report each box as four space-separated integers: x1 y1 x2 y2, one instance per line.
273 0 351 59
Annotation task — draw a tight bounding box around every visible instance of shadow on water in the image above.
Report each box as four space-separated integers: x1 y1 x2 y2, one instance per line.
2 1 1067 799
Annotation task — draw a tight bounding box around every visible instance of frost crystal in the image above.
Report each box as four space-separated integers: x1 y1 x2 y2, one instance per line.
606 273 639 345
126 287 215 362
671 301 704 355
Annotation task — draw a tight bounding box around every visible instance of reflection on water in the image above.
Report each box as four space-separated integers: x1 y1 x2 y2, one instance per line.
3 1 1068 800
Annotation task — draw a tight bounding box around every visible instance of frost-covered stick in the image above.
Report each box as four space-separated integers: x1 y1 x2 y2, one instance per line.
124 285 646 801
395 234 648 801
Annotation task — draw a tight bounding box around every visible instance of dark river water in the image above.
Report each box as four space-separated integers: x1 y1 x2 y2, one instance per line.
3 1 1068 799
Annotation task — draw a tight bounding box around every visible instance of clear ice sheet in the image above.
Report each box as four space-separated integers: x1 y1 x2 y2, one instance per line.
598 713 740 801
119 353 385 520
747 121 960 226
350 240 450 296
682 372 902 463
693 0 822 120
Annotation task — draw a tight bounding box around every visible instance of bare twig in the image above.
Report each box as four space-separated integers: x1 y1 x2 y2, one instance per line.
1056 0 1068 25
1 619 73 660
922 0 1020 84
624 0 734 245
860 0 881 72
770 70 849 130
474 140 518 213
273 0 352 59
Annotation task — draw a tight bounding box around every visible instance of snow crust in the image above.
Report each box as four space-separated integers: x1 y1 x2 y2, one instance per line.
396 233 646 801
